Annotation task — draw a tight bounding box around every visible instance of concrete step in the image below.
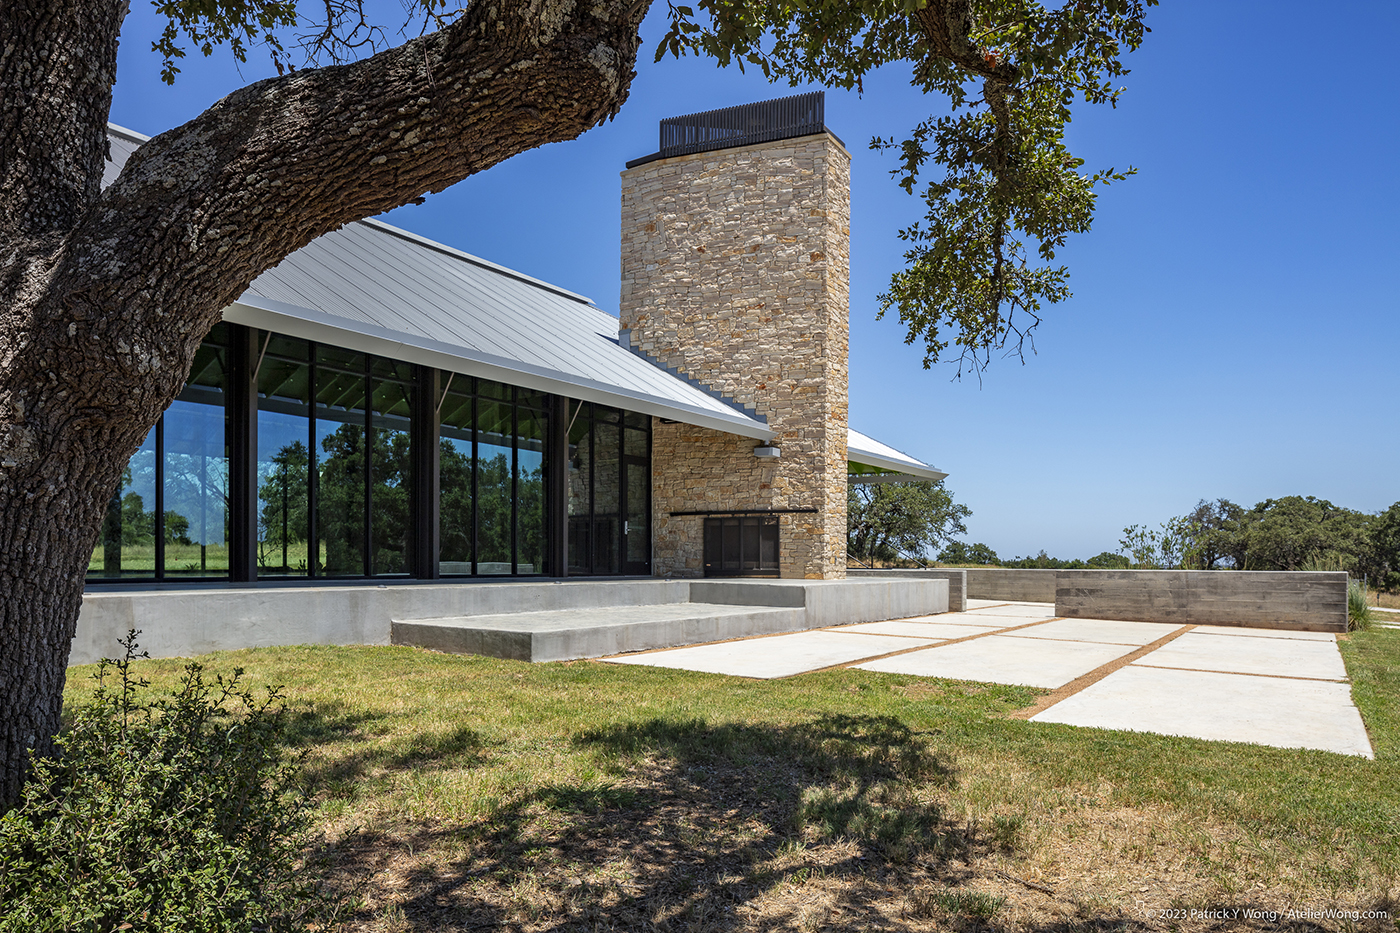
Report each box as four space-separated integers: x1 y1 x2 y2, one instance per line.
391 602 807 663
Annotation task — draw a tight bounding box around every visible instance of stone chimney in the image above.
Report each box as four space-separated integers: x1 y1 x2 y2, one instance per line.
619 93 850 579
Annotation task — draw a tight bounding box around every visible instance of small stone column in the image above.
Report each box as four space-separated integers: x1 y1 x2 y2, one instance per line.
619 130 851 579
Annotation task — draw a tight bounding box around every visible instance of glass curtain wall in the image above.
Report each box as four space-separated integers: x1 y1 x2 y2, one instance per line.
88 324 230 580
89 326 652 584
437 376 548 576
567 402 650 575
255 337 415 578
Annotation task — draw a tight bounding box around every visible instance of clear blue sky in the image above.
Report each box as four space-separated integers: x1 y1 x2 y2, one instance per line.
109 1 1400 561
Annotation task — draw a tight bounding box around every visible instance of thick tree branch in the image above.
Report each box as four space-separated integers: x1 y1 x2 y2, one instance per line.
0 0 650 804
0 0 125 238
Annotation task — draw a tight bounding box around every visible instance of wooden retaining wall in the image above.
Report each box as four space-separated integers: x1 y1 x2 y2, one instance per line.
853 567 1349 632
1055 570 1348 632
964 568 1057 602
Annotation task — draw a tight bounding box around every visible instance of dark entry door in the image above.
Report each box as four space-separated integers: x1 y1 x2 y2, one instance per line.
703 515 779 577
621 455 650 575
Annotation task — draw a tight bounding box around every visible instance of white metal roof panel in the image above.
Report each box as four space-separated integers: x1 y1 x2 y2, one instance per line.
847 427 946 481
103 125 772 441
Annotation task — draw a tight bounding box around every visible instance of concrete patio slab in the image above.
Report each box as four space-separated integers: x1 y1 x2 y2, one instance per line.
1191 624 1336 642
967 603 1057 618
1030 664 1373 757
830 620 1006 640
967 598 1010 609
1001 618 1182 646
1140 631 1347 681
605 630 939 679
855 635 1137 689
933 612 1027 628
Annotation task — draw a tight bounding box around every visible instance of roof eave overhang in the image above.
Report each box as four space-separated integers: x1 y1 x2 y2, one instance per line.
846 451 948 482
225 297 775 442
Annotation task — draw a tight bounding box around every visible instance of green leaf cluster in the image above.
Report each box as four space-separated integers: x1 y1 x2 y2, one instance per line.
1127 497 1400 585
847 479 970 564
661 0 1156 376
0 635 326 933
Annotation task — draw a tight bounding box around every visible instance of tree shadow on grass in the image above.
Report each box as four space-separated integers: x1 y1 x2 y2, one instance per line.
320 712 1089 931
284 699 493 794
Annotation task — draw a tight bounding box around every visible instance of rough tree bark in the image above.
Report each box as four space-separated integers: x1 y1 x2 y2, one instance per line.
0 0 651 806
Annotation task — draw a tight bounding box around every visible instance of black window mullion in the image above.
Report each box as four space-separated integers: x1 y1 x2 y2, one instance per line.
363 357 372 577
587 403 595 575
470 392 478 576
154 415 165 579
510 391 519 575
307 350 318 578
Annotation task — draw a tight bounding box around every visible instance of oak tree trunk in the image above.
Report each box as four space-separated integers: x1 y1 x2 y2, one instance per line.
0 0 650 807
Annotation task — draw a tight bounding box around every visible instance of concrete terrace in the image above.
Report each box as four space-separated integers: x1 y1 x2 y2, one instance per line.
604 599 1374 759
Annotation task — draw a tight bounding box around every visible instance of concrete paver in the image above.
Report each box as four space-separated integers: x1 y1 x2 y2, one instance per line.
1030 664 1373 758
855 635 1137 689
967 604 1058 619
933 611 1027 628
1000 618 1182 646
830 620 1009 640
1139 631 1348 681
606 630 938 679
593 597 1371 757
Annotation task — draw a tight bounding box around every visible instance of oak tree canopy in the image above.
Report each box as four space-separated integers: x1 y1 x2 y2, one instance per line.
0 0 1152 805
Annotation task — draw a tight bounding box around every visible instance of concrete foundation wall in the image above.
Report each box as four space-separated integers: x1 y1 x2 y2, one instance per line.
846 569 966 612
74 581 692 666
74 577 947 665
964 568 1058 602
1056 570 1348 632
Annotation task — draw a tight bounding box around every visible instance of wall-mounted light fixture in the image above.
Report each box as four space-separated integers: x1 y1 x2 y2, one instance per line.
753 445 781 458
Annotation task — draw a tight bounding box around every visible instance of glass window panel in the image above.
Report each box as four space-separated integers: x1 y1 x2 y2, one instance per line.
89 428 158 579
625 459 648 566
594 406 620 424
370 375 413 576
316 345 365 374
624 426 647 458
516 407 547 575
371 357 415 383
478 379 510 401
517 388 547 411
438 389 474 575
624 411 648 430
592 420 620 574
476 399 513 574
257 356 311 577
759 516 780 569
267 334 309 361
316 367 365 415
741 517 760 570
316 366 367 577
163 396 228 578
567 403 592 574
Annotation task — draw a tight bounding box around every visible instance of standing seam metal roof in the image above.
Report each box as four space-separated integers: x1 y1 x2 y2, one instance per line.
103 123 948 478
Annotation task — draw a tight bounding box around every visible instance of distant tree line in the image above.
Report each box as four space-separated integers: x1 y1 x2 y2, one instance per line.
933 496 1400 591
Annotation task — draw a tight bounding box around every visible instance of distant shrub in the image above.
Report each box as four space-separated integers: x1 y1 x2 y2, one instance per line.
1348 579 1372 632
937 541 1000 566
0 634 326 932
1086 551 1131 569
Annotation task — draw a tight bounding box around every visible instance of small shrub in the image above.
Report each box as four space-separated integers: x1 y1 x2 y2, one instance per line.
1349 579 1373 632
0 633 325 932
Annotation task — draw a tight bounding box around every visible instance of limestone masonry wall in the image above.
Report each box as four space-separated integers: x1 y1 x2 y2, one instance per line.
620 133 851 578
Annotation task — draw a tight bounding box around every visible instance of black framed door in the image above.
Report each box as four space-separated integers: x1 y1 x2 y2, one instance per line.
703 515 779 577
622 454 650 575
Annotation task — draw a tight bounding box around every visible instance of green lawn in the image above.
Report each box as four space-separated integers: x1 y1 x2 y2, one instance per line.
61 628 1400 931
